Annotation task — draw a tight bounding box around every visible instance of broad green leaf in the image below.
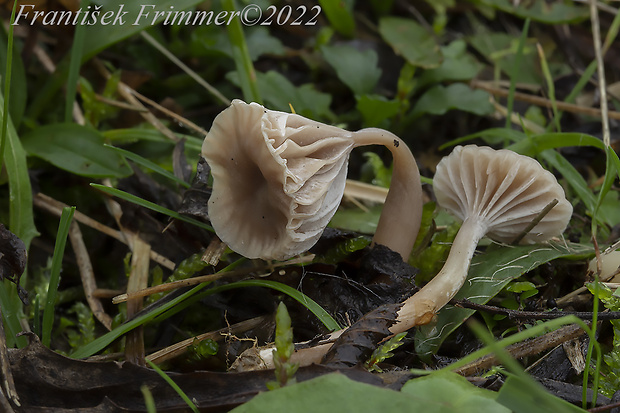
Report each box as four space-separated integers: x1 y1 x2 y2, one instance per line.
356 94 400 128
231 373 436 413
412 83 494 117
318 0 355 37
480 0 589 24
322 45 382 95
330 205 383 234
468 32 540 84
415 241 593 355
418 40 483 87
81 0 204 60
379 17 442 68
497 375 586 413
229 70 332 120
22 123 132 178
402 371 510 413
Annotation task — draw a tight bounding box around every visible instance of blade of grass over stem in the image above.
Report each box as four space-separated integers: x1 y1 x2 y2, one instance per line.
42 207 76 347
146 359 199 413
505 18 530 130
71 268 340 358
90 184 213 232
105 145 191 188
64 1 88 122
223 0 262 103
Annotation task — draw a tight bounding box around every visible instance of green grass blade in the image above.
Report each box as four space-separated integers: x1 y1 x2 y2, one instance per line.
146 359 199 413
223 0 262 103
140 385 157 413
64 1 88 122
0 0 17 172
202 280 341 331
70 260 247 358
536 43 560 132
90 184 212 232
42 207 76 347
105 145 190 188
505 18 530 130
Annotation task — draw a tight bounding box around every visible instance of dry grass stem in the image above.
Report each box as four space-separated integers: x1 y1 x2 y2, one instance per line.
125 236 151 365
140 31 230 105
68 222 114 330
34 193 175 270
471 79 620 121
590 0 611 146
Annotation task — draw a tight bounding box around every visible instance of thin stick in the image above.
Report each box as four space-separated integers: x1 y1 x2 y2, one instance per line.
471 80 620 121
454 323 587 376
129 89 208 136
590 0 611 147
510 199 559 245
147 316 267 364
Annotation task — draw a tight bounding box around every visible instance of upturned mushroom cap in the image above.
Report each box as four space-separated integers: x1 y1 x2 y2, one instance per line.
433 145 572 244
202 100 356 260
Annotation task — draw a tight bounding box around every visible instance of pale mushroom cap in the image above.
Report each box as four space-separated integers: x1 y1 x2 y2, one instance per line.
202 100 355 260
433 145 573 244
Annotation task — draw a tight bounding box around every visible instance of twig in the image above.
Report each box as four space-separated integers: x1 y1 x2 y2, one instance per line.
453 299 620 321
510 199 559 245
129 89 208 136
590 0 610 147
454 323 588 376
471 80 620 121
147 316 267 364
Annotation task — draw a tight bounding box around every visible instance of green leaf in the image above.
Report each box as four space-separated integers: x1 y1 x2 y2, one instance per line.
379 17 442 68
415 241 593 355
0 22 26 127
81 0 205 60
321 45 382 95
401 371 511 413
330 205 383 234
356 95 400 128
318 0 355 37
230 70 332 120
412 83 494 116
231 373 427 413
496 375 586 413
480 0 589 24
418 39 482 87
22 123 132 178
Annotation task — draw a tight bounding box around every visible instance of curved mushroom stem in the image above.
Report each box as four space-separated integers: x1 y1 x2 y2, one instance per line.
392 217 487 332
352 128 423 260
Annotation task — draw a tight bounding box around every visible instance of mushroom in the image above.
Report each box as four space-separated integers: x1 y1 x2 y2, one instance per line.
393 145 573 330
202 99 423 261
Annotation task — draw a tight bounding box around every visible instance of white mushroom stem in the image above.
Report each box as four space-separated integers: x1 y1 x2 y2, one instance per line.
351 128 423 260
392 217 487 331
